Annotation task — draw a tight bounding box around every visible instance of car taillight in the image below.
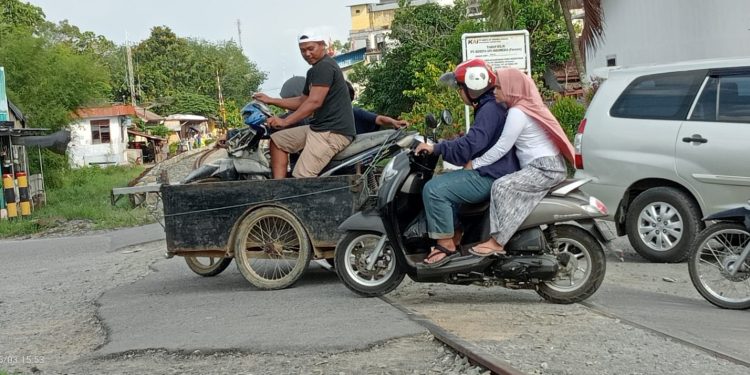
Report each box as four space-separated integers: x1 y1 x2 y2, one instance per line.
573 118 586 169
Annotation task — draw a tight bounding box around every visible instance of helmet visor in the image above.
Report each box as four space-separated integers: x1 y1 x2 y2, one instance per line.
438 72 459 89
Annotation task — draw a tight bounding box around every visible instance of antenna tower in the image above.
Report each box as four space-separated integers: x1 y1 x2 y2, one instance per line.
236 19 243 51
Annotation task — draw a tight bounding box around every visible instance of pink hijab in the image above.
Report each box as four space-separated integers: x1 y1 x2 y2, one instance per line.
494 68 575 164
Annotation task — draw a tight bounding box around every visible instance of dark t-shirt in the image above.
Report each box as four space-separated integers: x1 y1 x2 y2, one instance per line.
353 106 379 134
303 55 356 137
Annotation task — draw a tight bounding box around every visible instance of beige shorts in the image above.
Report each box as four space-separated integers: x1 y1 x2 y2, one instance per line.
270 125 353 178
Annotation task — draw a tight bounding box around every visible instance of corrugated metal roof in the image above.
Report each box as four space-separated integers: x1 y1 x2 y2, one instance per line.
7 100 25 124
164 114 208 121
75 105 136 119
127 129 166 141
74 104 164 122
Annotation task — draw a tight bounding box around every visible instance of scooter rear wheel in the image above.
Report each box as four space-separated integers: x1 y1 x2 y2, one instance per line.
536 225 606 304
335 231 404 297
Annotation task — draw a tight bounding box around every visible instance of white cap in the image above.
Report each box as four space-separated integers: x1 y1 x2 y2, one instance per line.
298 34 326 44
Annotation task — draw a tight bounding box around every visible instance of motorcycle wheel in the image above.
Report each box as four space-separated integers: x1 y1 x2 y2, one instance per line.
334 231 404 297
536 225 606 304
688 223 750 310
234 207 312 290
184 256 232 277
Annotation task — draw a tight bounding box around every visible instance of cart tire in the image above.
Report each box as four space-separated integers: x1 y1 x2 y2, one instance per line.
234 207 312 290
184 256 232 277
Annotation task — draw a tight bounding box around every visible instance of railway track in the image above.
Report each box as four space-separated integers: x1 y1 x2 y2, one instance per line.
381 296 526 375
581 301 750 369
319 261 750 374
317 263 525 374
192 147 220 169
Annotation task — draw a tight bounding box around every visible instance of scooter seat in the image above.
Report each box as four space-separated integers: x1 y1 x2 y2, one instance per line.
332 130 396 161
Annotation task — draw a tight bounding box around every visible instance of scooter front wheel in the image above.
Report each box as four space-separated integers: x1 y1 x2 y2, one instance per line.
334 231 404 297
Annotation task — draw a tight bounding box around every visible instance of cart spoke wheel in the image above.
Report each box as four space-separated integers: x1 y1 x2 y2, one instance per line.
184 256 232 277
234 207 312 290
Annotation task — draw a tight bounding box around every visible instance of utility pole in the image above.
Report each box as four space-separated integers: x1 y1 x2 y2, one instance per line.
216 68 227 127
126 41 137 107
236 19 243 52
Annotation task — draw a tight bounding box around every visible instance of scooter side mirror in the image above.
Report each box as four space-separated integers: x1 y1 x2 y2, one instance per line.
441 109 453 126
425 113 438 129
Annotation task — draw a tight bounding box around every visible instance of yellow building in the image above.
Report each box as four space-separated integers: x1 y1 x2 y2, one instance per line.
347 0 455 61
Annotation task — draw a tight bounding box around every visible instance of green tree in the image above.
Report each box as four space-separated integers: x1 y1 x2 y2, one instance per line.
331 40 351 54
132 27 265 118
0 0 46 36
160 92 217 117
133 26 193 101
483 0 604 85
0 30 111 129
482 0 571 76
352 0 481 117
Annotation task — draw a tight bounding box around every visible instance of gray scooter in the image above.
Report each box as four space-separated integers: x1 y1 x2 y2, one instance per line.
334 112 613 304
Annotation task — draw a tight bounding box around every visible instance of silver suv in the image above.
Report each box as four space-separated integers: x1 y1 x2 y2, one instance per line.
574 58 750 262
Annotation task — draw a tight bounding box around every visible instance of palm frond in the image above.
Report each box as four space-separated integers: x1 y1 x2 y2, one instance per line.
580 0 605 55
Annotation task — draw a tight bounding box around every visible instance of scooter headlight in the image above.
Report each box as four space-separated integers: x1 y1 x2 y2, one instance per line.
396 133 417 149
380 157 398 186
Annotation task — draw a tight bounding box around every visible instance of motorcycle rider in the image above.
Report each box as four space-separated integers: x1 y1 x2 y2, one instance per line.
346 81 410 134
468 68 574 256
414 59 520 267
253 34 356 179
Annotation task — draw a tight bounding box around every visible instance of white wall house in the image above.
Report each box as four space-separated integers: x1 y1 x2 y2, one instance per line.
587 0 750 76
67 105 133 168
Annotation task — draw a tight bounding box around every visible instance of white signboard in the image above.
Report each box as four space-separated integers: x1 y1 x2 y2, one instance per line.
463 31 531 74
461 30 531 129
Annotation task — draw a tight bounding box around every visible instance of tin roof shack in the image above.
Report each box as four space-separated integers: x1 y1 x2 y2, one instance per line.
67 105 137 168
163 114 209 152
127 129 167 164
67 105 163 168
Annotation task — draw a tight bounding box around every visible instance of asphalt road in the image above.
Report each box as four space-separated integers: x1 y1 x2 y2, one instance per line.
2 223 748 373
96 260 424 355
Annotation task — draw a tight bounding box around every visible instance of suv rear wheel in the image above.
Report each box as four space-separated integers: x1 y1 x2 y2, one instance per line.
625 187 703 263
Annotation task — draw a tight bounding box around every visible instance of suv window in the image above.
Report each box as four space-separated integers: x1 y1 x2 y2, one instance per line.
691 74 750 122
611 70 706 120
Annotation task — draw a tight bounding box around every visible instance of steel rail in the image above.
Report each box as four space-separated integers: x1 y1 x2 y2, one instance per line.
581 301 750 368
380 296 527 375
193 148 219 169
317 262 525 375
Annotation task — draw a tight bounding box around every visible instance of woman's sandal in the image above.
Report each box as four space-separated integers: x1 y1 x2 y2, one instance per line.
468 245 506 257
422 244 458 268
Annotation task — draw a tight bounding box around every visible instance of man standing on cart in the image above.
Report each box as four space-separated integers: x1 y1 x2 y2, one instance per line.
253 34 356 179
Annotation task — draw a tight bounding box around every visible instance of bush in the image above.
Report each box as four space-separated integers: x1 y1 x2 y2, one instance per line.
27 148 70 189
147 125 170 138
550 96 586 141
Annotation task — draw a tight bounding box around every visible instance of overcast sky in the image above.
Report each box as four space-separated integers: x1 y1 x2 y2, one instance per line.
26 0 356 96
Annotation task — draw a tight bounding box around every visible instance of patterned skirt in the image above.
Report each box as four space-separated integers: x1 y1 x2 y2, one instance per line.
489 154 567 245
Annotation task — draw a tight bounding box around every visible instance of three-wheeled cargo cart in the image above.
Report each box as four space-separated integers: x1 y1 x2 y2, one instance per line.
159 174 375 289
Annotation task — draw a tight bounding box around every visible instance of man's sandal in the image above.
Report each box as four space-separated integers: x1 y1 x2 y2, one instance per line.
421 244 458 268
